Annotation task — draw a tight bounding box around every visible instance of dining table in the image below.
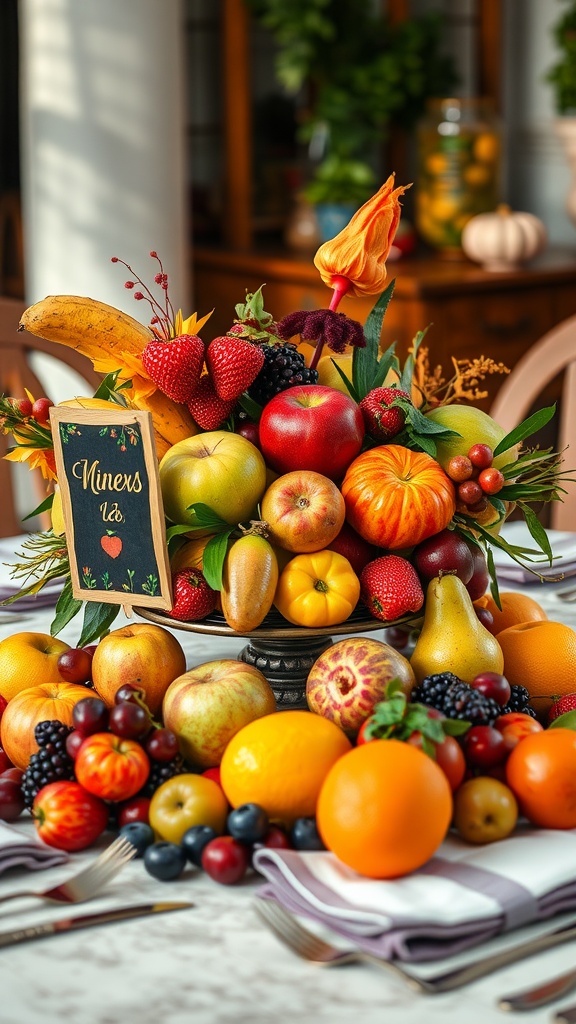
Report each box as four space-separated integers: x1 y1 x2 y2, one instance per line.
2 529 576 1024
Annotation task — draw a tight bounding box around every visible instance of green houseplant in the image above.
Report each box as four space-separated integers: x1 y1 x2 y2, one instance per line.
247 0 457 230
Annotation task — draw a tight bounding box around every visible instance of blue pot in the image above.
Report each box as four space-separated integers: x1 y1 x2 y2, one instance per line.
315 202 357 242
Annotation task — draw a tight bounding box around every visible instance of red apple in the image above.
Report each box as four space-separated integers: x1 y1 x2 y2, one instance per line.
306 637 415 736
91 623 186 716
162 660 277 768
258 385 364 481
261 469 346 553
326 522 377 576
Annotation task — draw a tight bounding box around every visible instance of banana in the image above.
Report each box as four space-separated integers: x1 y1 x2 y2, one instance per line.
19 294 153 362
22 296 199 456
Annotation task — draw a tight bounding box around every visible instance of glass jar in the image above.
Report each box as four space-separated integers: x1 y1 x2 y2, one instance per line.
415 98 502 256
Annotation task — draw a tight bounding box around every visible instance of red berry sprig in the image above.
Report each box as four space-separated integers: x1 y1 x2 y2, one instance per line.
446 442 505 513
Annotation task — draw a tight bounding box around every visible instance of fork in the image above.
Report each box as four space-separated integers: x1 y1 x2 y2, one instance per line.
0 835 137 907
254 899 576 995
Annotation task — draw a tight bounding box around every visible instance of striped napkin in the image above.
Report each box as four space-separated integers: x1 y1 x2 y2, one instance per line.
254 826 576 963
0 821 68 873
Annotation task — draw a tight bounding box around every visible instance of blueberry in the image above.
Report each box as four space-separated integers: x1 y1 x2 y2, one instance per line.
227 803 269 844
119 822 154 858
144 841 187 881
290 817 326 851
181 825 218 867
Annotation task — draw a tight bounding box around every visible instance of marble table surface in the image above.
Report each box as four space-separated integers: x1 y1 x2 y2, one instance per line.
1 531 576 1023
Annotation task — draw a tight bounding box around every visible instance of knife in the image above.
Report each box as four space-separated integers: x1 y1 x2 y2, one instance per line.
0 901 193 948
499 965 576 1012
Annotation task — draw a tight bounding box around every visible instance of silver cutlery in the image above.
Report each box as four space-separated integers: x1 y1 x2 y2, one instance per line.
0 900 193 948
499 965 576 1011
254 898 576 995
0 834 137 907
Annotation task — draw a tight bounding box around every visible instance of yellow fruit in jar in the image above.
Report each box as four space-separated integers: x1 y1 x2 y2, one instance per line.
425 152 450 176
427 195 461 222
474 132 500 163
464 163 491 188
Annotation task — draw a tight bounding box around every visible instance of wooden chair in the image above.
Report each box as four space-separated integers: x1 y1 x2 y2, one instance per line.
0 296 101 537
490 314 576 531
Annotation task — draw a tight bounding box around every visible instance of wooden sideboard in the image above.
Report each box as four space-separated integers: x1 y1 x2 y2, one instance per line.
193 246 576 411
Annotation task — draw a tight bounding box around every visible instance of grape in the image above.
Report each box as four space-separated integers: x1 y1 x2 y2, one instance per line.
65 730 85 759
0 778 25 822
145 728 179 763
115 684 146 705
108 702 150 740
72 696 109 736
31 397 54 425
57 648 93 685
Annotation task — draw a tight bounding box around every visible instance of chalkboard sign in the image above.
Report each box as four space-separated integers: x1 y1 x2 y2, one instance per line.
50 407 172 610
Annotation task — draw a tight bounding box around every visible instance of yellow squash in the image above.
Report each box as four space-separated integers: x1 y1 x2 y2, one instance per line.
20 295 152 362
274 550 360 627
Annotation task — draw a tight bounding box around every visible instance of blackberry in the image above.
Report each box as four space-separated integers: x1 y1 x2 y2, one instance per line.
248 342 318 406
411 672 463 711
139 756 187 798
500 684 537 718
412 673 500 725
440 682 501 725
21 720 75 809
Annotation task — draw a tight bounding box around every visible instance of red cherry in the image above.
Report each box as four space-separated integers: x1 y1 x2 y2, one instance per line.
261 825 292 850
463 725 508 769
478 467 505 495
458 480 484 506
236 421 260 448
201 836 251 885
17 397 33 417
145 728 179 762
118 796 151 827
468 443 494 469
31 397 54 425
65 730 86 760
202 767 222 787
471 671 511 707
446 455 474 482
115 683 146 705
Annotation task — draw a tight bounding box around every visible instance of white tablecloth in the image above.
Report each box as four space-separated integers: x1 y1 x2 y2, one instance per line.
1 531 576 1024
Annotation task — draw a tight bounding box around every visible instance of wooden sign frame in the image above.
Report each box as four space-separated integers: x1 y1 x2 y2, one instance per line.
49 407 172 610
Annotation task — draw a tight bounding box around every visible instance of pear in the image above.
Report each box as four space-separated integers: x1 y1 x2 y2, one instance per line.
410 573 504 684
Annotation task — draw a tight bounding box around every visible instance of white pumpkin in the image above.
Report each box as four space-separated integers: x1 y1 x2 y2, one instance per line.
461 204 547 271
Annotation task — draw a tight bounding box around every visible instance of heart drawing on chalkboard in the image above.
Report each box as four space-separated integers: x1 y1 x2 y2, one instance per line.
101 533 123 559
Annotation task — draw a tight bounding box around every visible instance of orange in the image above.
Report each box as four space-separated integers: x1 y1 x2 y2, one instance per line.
474 591 548 634
506 728 576 829
0 632 70 702
496 620 576 716
219 711 351 826
316 740 452 879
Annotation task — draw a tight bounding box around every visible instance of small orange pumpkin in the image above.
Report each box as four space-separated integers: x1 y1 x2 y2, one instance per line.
341 444 456 550
0 682 90 769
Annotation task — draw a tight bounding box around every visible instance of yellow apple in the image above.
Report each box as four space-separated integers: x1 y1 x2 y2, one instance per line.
162 660 276 768
158 430 267 530
0 632 71 702
91 623 186 715
149 774 229 843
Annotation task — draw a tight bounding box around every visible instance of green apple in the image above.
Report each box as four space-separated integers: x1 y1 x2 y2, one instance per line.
549 710 576 730
425 405 519 472
158 430 267 529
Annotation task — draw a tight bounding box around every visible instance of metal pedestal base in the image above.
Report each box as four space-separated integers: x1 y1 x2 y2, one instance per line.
238 636 334 709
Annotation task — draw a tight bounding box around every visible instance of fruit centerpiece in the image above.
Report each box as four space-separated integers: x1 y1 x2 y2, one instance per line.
1 176 576 899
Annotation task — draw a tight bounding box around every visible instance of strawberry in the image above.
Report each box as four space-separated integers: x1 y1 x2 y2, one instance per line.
360 555 424 621
187 375 236 430
206 336 265 401
142 334 204 403
169 568 218 622
548 693 576 723
359 386 411 441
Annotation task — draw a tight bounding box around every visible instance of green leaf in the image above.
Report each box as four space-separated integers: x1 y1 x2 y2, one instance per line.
50 581 83 636
522 504 554 564
22 493 55 522
165 523 195 547
364 282 396 349
493 405 556 457
353 284 395 398
184 503 230 532
329 359 359 401
237 392 264 421
77 602 121 646
202 530 234 590
93 370 130 404
442 718 471 736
